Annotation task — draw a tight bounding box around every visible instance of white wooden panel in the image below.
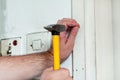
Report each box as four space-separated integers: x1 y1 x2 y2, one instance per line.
72 0 85 80
112 0 120 80
95 0 114 80
72 0 96 80
84 0 96 80
73 0 114 80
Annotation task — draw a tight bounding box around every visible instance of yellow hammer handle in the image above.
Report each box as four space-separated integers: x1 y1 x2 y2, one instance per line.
52 35 60 70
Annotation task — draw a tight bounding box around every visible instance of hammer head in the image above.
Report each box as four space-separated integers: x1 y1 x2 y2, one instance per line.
44 24 65 32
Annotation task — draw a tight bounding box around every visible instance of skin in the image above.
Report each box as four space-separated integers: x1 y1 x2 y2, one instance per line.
40 67 73 80
0 18 79 80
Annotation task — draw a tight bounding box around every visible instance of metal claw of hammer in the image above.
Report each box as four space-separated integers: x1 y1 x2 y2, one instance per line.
44 24 65 70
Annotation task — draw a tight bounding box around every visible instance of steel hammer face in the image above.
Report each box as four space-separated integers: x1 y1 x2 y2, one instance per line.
44 24 66 34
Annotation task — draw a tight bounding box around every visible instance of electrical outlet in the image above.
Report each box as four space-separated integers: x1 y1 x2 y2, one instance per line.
0 37 21 56
26 31 51 53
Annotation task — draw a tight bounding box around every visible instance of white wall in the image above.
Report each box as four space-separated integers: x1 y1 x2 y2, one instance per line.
0 0 6 35
112 0 120 80
1 0 71 38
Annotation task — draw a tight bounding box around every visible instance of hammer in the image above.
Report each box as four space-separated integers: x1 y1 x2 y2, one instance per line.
44 24 65 70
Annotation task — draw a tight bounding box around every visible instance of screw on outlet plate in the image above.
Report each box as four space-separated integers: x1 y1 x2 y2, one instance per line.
7 43 12 56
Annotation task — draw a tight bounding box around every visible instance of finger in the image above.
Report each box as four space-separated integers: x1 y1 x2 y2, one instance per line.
62 18 77 23
66 27 79 46
60 68 70 77
60 31 67 45
57 18 80 29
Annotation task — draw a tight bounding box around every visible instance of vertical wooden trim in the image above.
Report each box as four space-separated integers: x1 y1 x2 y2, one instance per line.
72 0 86 80
72 0 114 80
95 0 114 80
84 0 96 80
112 0 120 80
72 0 97 80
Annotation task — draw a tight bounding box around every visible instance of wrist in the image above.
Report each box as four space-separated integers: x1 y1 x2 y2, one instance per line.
47 48 67 64
42 49 53 68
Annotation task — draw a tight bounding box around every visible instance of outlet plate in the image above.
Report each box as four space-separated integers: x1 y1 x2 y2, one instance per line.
26 31 51 54
0 37 21 56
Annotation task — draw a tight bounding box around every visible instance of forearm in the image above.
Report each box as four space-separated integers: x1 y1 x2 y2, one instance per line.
0 51 53 80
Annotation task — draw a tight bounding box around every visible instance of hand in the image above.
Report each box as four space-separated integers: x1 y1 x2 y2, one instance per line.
40 67 73 80
57 18 80 62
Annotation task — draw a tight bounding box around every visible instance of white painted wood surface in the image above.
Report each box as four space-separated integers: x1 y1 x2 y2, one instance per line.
84 0 96 80
72 0 85 80
73 0 114 80
95 0 114 80
72 0 96 80
112 0 120 80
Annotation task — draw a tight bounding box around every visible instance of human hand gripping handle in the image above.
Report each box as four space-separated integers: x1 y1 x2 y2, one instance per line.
40 67 73 80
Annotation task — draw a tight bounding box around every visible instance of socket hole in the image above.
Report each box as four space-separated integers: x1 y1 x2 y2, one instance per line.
13 40 17 46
